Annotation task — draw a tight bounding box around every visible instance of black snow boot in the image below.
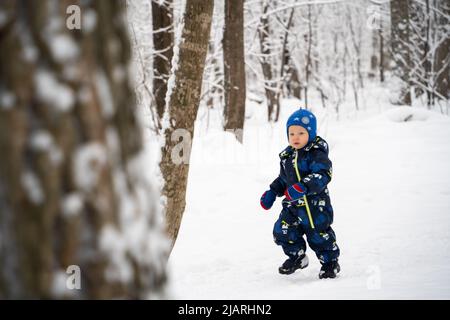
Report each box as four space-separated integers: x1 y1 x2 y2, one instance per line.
278 254 309 275
319 260 340 279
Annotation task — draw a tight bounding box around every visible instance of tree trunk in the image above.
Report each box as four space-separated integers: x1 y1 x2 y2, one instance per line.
423 0 432 105
160 0 214 251
274 8 295 122
435 0 450 100
379 20 385 83
223 0 246 143
152 0 174 120
287 65 302 99
283 16 301 101
390 0 412 105
347 7 364 89
0 0 168 299
206 41 223 110
370 28 378 79
258 1 279 122
305 4 313 109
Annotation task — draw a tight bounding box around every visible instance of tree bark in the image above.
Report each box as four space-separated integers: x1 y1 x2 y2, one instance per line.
390 0 412 105
305 4 313 109
274 8 295 122
258 1 279 122
223 0 246 143
435 0 450 100
287 65 302 99
0 0 167 299
423 0 432 105
160 0 214 251
379 20 385 83
152 0 173 120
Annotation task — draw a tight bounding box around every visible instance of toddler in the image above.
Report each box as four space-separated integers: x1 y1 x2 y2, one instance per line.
260 109 340 279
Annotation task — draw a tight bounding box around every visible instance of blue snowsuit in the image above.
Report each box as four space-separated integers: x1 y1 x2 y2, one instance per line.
270 136 340 264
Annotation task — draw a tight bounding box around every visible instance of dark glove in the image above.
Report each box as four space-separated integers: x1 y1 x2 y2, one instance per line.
260 190 276 210
284 182 307 201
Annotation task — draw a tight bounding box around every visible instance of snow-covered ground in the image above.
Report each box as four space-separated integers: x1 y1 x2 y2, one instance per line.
167 97 450 299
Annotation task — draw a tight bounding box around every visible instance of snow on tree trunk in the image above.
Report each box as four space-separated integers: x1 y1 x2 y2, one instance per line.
223 0 246 143
0 0 168 299
160 0 214 250
390 0 412 105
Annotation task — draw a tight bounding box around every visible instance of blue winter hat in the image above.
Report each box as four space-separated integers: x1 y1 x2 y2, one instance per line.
286 109 317 142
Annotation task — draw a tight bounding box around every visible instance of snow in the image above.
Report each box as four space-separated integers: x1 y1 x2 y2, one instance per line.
30 130 53 151
113 66 126 83
62 193 83 217
82 10 97 33
21 171 44 205
383 106 439 122
51 270 69 297
23 45 38 63
51 268 81 298
49 34 79 63
73 143 107 192
95 70 115 119
67 0 448 299
106 127 121 163
78 86 92 104
167 98 450 299
34 70 75 112
99 224 133 283
120 149 171 270
30 130 63 165
0 91 15 110
96 117 170 295
162 2 186 134
0 11 7 28
99 148 171 289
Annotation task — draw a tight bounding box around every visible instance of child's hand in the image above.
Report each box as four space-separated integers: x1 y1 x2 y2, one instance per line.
260 190 276 210
284 183 307 201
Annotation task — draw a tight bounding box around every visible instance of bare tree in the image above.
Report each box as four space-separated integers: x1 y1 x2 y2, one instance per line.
379 18 385 83
160 0 214 250
223 0 246 142
406 0 449 106
205 41 224 112
285 60 302 99
433 0 450 101
390 0 412 105
274 8 295 120
152 0 174 119
0 0 168 299
304 4 313 109
257 0 279 122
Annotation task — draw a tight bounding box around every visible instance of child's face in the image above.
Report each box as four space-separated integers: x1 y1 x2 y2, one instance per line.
288 125 309 149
